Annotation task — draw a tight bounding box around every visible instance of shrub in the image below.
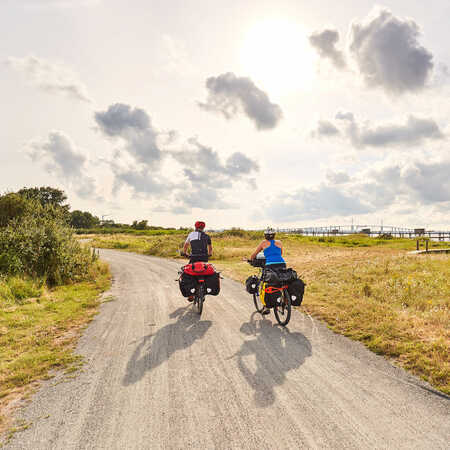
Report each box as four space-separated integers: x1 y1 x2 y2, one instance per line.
0 276 43 305
0 204 92 286
0 193 31 227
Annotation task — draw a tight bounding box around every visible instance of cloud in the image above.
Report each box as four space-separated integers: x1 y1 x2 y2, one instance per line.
267 155 450 222
111 166 169 197
379 160 450 205
326 171 351 184
95 103 259 211
335 111 354 121
95 103 150 136
27 131 99 199
5 55 91 102
28 131 85 177
172 138 259 188
269 185 373 221
309 29 346 69
336 114 444 149
311 120 340 138
313 112 445 149
349 7 434 94
95 103 161 166
167 138 258 212
198 72 282 130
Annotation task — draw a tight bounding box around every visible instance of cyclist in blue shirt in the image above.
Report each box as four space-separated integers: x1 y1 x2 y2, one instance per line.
249 227 286 314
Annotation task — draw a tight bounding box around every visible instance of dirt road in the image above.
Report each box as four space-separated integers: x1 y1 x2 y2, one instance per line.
6 250 449 449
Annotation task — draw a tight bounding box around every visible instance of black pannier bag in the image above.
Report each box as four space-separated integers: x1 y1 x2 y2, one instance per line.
179 272 197 297
278 268 297 283
205 272 220 296
252 256 266 267
288 278 306 306
263 267 297 285
263 284 283 308
263 269 280 285
245 275 259 294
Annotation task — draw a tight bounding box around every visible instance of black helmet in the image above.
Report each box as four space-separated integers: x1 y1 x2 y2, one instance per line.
264 227 275 240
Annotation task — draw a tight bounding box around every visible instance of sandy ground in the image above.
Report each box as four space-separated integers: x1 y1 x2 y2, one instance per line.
5 249 449 449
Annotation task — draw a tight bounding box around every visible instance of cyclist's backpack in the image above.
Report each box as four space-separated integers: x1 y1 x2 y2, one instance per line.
205 272 220 296
245 275 259 294
288 278 306 306
179 272 197 297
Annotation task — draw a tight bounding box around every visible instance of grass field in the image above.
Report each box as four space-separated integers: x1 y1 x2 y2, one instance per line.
0 261 111 434
75 227 186 236
89 231 450 394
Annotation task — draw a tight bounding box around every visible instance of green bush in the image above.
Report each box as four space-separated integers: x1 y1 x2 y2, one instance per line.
0 204 92 286
0 276 43 305
0 193 32 227
214 228 261 240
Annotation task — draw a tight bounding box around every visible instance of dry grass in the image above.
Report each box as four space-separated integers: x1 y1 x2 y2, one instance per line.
90 232 449 394
0 261 111 435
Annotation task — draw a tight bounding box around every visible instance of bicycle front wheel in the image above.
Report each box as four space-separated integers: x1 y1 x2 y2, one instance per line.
253 283 264 313
274 290 291 326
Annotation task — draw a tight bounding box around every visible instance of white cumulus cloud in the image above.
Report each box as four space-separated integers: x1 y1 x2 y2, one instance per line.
5 55 92 102
349 7 434 94
198 72 283 130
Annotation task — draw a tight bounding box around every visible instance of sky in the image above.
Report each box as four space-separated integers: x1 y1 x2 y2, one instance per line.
1 0 449 230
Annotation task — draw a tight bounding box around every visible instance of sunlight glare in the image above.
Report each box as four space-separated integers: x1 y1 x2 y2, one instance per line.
240 19 316 96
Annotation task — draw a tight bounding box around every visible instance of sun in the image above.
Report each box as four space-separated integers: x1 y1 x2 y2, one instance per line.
240 19 315 96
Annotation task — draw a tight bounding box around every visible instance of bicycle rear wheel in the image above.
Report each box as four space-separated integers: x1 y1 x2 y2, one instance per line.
253 281 264 313
274 290 291 326
196 284 204 315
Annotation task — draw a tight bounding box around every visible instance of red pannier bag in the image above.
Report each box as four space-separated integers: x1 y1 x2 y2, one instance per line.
182 262 216 276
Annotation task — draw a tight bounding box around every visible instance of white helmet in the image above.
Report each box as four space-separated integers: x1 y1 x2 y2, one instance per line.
264 227 275 240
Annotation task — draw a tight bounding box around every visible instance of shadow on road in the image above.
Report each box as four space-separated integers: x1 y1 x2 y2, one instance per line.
231 312 312 408
123 306 212 386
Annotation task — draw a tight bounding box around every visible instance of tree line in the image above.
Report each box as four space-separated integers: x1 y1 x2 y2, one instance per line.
0 187 163 230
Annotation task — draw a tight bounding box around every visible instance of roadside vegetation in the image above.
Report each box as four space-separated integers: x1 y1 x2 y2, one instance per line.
75 228 186 236
0 187 111 435
90 230 449 395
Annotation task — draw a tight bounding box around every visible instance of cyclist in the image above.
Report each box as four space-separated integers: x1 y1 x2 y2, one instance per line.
182 221 212 302
249 227 286 314
183 221 212 263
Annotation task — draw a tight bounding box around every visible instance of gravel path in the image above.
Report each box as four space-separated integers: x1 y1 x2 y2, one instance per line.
5 249 449 449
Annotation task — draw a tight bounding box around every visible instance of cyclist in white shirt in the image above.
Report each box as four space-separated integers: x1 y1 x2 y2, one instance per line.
183 221 212 263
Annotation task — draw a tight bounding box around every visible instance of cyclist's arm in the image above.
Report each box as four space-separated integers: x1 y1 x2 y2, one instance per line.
208 244 212 257
250 241 264 260
183 239 190 255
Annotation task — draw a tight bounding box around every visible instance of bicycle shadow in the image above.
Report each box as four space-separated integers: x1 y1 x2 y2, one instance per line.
231 311 312 408
123 306 212 386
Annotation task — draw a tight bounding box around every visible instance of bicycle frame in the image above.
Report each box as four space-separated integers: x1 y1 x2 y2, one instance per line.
248 261 292 326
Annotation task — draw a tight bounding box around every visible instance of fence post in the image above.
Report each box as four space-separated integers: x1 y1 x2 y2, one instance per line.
426 240 429 252
416 240 419 251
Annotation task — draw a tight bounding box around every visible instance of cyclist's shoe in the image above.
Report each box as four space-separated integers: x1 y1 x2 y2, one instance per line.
187 295 194 302
261 307 270 315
